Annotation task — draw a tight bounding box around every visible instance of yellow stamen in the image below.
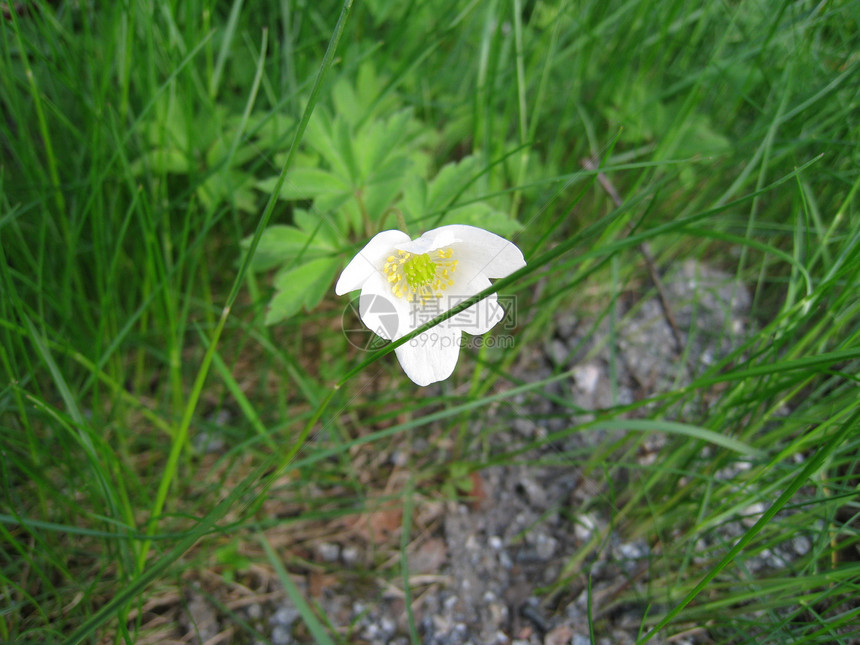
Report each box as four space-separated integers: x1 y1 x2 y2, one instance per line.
382 247 458 303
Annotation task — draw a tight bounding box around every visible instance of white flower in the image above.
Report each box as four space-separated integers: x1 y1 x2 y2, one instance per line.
335 225 526 386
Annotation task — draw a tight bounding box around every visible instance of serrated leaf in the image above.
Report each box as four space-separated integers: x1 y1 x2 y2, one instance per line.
257 167 351 201
333 116 359 184
243 224 333 272
205 136 261 169
362 157 411 221
426 156 482 214
320 196 363 236
305 109 351 179
400 176 428 224
266 256 340 325
293 209 340 250
355 61 400 118
265 287 305 325
245 111 295 142
355 109 413 180
332 76 362 128
147 95 189 150
130 148 190 175
438 202 523 237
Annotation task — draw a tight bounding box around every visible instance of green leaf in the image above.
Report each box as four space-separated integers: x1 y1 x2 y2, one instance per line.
205 136 260 169
244 111 295 142
400 175 428 225
332 75 362 128
129 148 191 175
333 115 360 183
323 196 363 235
355 109 414 180
331 61 399 125
398 156 487 229
257 167 351 201
243 224 335 272
438 202 522 237
304 108 351 179
426 155 481 214
293 209 341 249
362 155 412 221
266 256 340 325
198 171 257 213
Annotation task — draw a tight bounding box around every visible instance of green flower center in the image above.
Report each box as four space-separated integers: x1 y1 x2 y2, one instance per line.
383 248 458 303
403 253 437 289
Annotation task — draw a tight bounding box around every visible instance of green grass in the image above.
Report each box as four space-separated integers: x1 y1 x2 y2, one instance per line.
2 0 859 643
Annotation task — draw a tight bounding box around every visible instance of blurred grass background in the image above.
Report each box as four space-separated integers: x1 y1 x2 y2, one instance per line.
1 0 859 642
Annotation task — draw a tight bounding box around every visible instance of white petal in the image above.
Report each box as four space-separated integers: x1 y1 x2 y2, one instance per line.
448 275 505 335
335 230 411 295
434 260 504 335
355 270 413 341
440 225 526 279
394 327 463 386
395 226 461 255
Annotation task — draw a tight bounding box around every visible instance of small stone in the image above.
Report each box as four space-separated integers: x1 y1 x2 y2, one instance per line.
792 535 811 556
192 430 225 454
315 542 340 563
489 535 504 550
214 408 232 426
270 605 299 626
571 364 600 394
542 563 559 583
544 624 573 645
742 502 766 527
342 545 360 566
615 539 647 561
548 339 569 366
574 513 597 542
271 624 293 645
410 537 447 573
534 533 558 560
492 630 511 644
246 602 262 620
513 418 536 435
363 622 381 639
489 601 509 626
183 591 218 642
517 476 547 508
380 616 396 634
390 449 410 467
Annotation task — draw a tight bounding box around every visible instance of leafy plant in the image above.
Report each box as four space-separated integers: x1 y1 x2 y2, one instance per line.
247 65 521 324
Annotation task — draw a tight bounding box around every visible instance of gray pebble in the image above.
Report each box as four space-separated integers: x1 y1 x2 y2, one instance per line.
342 544 360 566
270 605 299 626
315 541 340 563
270 624 293 645
246 602 262 620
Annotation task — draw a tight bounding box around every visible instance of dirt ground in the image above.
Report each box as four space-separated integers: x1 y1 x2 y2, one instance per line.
162 260 769 645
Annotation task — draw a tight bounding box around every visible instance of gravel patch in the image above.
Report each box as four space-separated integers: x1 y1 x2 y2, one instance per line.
177 259 815 644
